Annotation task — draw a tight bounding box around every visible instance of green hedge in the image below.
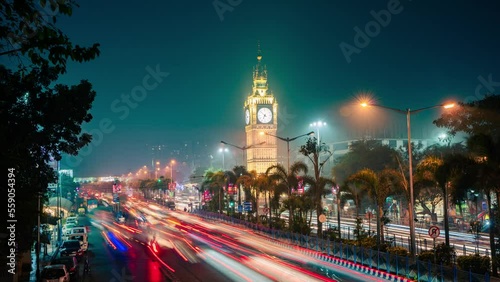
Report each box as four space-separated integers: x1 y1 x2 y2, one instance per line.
457 254 490 275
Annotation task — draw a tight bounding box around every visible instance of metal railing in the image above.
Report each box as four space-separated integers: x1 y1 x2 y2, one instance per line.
196 210 494 282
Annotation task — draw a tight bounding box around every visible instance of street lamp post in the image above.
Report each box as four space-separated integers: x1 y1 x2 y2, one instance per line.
361 102 454 257
36 192 41 281
155 161 160 178
264 131 314 230
220 141 265 211
309 121 327 147
264 131 314 175
309 121 328 177
218 147 229 170
170 160 176 199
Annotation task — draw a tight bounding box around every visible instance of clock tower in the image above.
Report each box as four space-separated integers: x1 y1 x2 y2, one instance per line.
244 44 278 174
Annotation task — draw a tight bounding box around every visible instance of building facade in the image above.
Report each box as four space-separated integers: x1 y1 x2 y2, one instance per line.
244 46 278 173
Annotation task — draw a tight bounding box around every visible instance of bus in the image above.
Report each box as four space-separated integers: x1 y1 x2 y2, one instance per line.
87 198 98 212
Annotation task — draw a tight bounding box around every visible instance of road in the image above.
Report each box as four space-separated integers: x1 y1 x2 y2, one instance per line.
78 199 397 282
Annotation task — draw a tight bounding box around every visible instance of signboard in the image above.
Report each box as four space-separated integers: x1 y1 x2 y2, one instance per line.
428 225 440 239
227 183 236 195
243 201 252 212
203 190 212 201
297 178 304 194
169 182 177 190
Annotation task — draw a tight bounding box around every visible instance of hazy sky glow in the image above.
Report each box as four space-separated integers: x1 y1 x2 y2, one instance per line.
53 0 500 176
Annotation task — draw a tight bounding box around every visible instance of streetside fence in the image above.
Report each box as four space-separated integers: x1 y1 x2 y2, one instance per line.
196 210 492 282
325 223 491 258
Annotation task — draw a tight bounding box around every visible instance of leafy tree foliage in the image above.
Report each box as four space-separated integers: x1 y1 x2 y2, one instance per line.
333 139 401 184
434 94 500 276
299 137 335 237
414 156 443 220
266 162 308 230
1 0 100 257
347 168 402 247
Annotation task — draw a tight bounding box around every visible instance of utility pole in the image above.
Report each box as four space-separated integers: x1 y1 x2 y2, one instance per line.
36 192 41 281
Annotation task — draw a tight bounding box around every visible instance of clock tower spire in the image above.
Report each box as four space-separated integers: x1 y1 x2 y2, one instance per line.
244 42 278 174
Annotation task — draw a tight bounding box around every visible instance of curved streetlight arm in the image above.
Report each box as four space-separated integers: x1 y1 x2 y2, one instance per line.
221 140 244 150
366 103 451 115
265 131 315 142
221 140 265 151
289 131 315 141
265 132 289 142
244 141 266 149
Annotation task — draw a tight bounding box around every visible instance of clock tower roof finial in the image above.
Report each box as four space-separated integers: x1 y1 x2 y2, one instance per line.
257 40 262 61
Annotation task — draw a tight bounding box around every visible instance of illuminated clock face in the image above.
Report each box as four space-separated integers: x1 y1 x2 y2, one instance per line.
245 109 250 125
257 107 272 124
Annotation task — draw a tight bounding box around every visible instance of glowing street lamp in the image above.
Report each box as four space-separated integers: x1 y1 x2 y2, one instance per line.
309 121 327 146
170 160 176 183
361 101 455 257
218 147 229 170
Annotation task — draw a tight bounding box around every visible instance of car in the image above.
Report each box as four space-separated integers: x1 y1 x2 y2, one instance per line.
50 256 79 280
69 226 87 235
41 264 70 282
65 216 78 225
59 239 84 258
62 223 76 236
68 233 88 251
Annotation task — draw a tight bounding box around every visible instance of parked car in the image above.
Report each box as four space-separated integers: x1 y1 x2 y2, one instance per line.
59 239 84 258
50 256 79 280
68 233 88 251
62 223 76 236
65 216 78 225
41 264 70 282
69 226 88 235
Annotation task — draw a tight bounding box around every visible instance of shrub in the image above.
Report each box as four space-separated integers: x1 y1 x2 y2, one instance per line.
416 243 455 265
387 246 409 257
457 254 490 275
323 227 339 241
417 251 435 263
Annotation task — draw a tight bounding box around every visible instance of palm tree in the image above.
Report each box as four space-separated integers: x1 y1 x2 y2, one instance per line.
302 175 335 238
466 134 500 276
340 182 363 217
414 156 444 223
237 170 261 222
266 162 308 230
431 153 477 248
202 170 227 213
347 168 401 247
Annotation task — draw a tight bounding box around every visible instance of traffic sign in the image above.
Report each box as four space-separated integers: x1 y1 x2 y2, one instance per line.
237 205 243 213
263 208 270 214
428 225 440 239
243 201 252 211
318 214 326 223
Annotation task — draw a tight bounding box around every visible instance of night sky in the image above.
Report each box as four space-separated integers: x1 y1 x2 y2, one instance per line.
56 0 500 176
